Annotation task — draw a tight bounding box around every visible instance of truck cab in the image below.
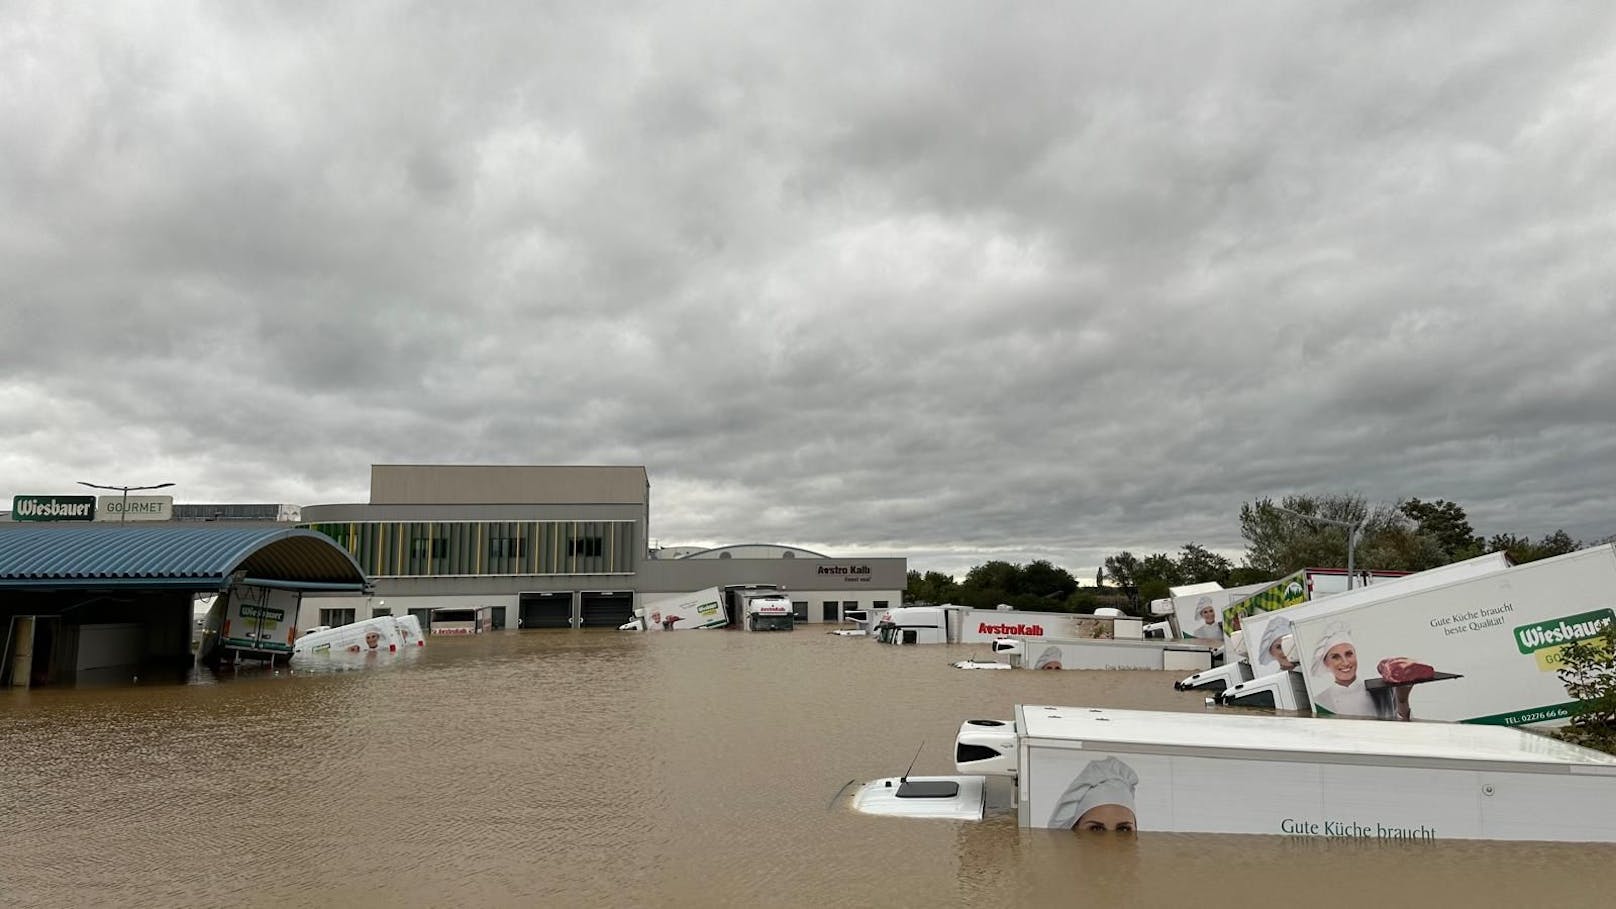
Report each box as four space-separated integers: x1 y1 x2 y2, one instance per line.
742 592 795 631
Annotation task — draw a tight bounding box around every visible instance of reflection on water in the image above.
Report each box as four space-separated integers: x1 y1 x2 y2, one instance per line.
4 631 1615 908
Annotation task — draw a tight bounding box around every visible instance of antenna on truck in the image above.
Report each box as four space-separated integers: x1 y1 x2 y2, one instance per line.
900 740 926 783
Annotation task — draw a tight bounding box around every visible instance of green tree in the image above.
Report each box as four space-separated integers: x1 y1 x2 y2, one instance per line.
963 561 1022 596
1555 622 1616 754
1020 559 1079 601
1174 543 1233 585
1240 493 1407 576
904 570 960 605
1400 498 1482 561
1487 530 1582 565
1102 552 1142 591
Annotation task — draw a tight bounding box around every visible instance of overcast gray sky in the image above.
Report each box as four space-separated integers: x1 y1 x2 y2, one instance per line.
3 2 1613 578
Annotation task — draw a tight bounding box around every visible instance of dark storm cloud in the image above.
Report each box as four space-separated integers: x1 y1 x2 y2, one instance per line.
4 2 1615 578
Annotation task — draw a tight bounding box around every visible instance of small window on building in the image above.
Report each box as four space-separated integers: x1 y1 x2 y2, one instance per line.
874 601 889 610
792 601 809 621
319 608 356 627
410 538 448 559
821 601 839 622
568 536 603 558
489 537 526 559
408 607 433 630
489 606 507 630
372 607 392 618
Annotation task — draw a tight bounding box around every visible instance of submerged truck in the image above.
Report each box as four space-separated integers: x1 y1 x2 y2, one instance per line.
875 605 1214 671
1283 544 1616 727
621 584 795 631
1209 551 1512 708
850 705 1616 843
199 584 303 666
740 589 795 631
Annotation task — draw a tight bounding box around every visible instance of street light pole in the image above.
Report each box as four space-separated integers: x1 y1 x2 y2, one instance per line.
1272 504 1370 589
77 481 175 523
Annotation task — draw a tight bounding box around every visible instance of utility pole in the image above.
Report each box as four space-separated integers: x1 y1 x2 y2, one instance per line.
1272 504 1370 589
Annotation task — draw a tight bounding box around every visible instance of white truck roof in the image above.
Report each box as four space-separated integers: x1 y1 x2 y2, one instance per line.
1015 705 1616 772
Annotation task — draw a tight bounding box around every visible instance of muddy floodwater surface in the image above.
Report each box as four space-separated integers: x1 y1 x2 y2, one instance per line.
3 631 1615 907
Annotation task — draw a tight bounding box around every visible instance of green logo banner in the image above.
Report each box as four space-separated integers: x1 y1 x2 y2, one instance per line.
1222 570 1308 632
1513 609 1614 654
11 495 96 522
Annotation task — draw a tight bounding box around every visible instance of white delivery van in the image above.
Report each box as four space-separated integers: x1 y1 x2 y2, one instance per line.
429 606 492 635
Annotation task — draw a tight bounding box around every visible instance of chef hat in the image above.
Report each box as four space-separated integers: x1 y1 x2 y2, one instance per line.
1311 621 1355 674
1257 617 1294 667
1196 597 1216 619
1048 757 1139 829
1034 646 1062 669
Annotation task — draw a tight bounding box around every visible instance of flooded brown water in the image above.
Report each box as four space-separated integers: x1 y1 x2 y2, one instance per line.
3 631 1615 908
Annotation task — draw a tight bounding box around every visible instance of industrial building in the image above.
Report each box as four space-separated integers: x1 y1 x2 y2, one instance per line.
293 464 906 633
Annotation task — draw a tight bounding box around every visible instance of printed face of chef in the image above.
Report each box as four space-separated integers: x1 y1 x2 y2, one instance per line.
1323 642 1357 684
1268 638 1297 671
364 630 381 649
1075 804 1137 833
1198 605 1216 625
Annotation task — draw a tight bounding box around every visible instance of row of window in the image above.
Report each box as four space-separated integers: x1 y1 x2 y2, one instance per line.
321 601 890 629
303 520 634 578
790 601 889 621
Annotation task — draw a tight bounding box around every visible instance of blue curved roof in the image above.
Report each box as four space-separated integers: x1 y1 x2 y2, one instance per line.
0 526 369 591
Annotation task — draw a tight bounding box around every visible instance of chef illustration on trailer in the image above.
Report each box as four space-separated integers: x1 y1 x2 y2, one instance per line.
1189 597 1225 643
1309 621 1436 721
1049 756 1139 832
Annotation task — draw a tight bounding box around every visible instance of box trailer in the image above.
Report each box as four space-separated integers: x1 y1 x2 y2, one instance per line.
1214 551 1514 710
1288 544 1616 727
852 705 1616 843
625 586 729 631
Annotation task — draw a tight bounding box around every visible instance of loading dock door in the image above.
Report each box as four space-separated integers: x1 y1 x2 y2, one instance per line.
519 592 574 629
579 592 634 629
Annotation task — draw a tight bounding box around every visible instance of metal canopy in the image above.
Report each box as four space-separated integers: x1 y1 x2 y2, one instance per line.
0 526 369 591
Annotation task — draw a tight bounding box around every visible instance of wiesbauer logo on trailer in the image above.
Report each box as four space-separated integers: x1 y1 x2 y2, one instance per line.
1513 609 1614 654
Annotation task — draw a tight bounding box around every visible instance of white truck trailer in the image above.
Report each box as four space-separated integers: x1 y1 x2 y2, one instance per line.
1213 551 1513 711
1285 543 1616 727
622 586 729 631
850 704 1616 843
875 605 1214 670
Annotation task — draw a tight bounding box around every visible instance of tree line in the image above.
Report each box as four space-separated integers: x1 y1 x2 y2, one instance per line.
905 493 1600 614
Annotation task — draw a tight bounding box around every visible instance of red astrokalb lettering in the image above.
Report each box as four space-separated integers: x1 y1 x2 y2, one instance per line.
978 622 1044 636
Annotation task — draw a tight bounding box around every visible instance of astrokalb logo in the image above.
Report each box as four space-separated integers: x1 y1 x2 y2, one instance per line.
979 622 1044 636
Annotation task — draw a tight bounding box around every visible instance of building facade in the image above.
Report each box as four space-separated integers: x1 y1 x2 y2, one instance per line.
295 464 906 633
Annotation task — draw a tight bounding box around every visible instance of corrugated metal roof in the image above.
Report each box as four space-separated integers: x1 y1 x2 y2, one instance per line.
0 526 368 590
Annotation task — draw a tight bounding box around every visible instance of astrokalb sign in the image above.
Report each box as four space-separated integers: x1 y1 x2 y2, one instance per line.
11 495 96 522
817 564 873 583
